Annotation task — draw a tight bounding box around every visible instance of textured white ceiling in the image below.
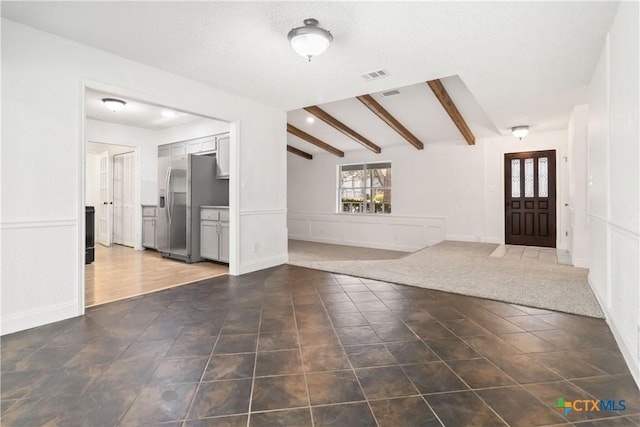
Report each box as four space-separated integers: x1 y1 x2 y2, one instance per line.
85 88 205 130
3 1 618 139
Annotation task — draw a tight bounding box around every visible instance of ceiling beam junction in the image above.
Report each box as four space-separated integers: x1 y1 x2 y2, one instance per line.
356 94 424 150
303 105 382 153
426 79 476 145
287 124 344 157
287 145 313 160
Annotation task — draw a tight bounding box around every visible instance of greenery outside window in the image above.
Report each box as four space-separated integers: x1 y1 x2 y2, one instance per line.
338 162 391 214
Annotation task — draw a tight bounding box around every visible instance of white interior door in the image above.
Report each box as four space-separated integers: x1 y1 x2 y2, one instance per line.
112 152 136 247
97 151 112 246
123 152 135 247
113 154 124 245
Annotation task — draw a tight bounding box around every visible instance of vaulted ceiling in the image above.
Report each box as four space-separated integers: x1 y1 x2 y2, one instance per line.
286 76 495 156
2 1 618 148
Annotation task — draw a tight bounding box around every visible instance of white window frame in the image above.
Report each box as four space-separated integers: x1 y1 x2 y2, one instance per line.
337 161 392 214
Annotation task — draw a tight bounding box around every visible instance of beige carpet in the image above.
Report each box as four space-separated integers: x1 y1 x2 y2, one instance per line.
288 240 603 318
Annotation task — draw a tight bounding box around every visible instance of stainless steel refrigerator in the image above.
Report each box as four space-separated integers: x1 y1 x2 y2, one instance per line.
157 154 229 262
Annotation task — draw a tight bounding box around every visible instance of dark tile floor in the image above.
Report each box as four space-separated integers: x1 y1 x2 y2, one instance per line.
1 265 639 426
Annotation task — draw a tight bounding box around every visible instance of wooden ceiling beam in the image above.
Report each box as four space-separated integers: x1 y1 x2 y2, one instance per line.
426 79 476 145
287 124 344 157
287 145 313 160
356 94 424 150
303 105 382 153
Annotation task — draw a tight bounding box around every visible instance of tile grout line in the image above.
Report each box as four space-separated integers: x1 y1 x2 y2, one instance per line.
372 276 515 427
179 301 230 426
291 291 315 427
319 275 383 427
246 294 264 427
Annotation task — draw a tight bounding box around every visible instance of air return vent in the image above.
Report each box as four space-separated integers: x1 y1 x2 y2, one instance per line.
360 69 389 81
381 89 400 97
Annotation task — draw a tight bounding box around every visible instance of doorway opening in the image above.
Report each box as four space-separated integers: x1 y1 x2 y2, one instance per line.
83 87 231 308
504 150 557 247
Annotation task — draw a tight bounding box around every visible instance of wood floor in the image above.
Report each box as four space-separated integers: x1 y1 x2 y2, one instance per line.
84 244 228 307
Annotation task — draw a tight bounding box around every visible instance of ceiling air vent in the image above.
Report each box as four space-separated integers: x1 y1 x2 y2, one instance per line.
361 69 389 81
381 89 400 97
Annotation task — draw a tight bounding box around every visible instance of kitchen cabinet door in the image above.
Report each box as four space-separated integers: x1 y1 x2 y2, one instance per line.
158 145 171 157
142 217 156 249
216 134 230 179
219 221 230 263
171 143 186 157
200 221 220 261
187 140 202 154
201 137 216 153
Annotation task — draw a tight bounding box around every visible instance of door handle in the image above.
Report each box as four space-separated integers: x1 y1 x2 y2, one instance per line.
165 166 172 224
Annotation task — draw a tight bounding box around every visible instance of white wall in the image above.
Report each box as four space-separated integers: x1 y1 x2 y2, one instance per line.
1 20 287 335
586 1 640 385
288 131 568 251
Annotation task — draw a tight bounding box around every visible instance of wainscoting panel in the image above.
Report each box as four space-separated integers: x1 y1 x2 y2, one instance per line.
1 220 80 335
238 209 289 275
288 212 445 252
309 219 345 242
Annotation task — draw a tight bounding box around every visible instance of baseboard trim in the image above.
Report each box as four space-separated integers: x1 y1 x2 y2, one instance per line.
237 254 289 275
1 301 79 336
571 257 590 268
587 276 640 388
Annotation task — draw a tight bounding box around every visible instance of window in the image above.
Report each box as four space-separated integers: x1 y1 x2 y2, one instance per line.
338 162 391 214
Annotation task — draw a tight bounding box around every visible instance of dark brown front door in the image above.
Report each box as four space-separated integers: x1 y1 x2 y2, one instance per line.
504 150 556 247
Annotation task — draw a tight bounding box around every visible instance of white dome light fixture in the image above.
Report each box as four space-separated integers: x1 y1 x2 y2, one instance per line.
288 18 333 62
102 98 126 112
511 125 530 140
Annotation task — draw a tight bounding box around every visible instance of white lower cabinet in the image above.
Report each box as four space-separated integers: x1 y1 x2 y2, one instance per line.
200 207 229 263
219 221 230 262
142 206 157 249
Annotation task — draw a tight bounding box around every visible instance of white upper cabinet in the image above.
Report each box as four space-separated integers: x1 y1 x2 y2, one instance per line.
216 134 230 179
158 133 227 165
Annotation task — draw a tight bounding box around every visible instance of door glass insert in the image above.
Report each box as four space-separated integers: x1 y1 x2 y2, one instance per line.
511 159 521 198
524 158 534 197
538 157 548 197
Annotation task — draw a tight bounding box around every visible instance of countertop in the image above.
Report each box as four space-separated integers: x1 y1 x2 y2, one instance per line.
200 205 229 209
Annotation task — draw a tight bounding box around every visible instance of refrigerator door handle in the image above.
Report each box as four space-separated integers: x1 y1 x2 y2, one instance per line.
166 166 172 224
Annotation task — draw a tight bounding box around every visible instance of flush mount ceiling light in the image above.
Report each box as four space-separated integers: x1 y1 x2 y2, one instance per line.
102 98 126 112
288 18 333 62
511 125 530 140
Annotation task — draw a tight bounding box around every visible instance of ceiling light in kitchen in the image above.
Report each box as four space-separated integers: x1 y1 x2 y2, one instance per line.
102 98 126 112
